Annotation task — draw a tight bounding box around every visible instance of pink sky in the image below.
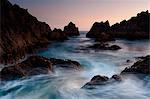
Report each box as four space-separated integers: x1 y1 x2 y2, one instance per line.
9 0 149 31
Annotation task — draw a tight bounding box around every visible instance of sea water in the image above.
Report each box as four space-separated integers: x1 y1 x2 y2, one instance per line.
0 32 150 99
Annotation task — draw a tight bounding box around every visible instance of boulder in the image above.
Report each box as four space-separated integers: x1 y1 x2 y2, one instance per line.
0 56 82 81
50 58 82 70
64 22 79 36
121 55 150 74
82 75 121 88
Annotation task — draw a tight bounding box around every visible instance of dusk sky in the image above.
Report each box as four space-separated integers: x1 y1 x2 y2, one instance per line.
9 0 149 31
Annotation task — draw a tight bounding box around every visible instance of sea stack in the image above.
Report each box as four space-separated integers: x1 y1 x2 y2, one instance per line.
64 22 80 36
86 21 115 42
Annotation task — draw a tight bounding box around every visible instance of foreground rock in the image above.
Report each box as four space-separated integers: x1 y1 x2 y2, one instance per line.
82 75 121 89
64 22 80 36
0 56 82 81
88 43 121 50
121 55 150 74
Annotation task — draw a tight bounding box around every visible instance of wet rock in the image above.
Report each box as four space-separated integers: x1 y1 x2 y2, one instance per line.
0 56 82 81
50 58 82 70
64 22 79 36
121 55 150 74
48 28 68 41
109 45 121 50
88 43 121 50
82 75 121 88
0 56 53 81
111 74 122 81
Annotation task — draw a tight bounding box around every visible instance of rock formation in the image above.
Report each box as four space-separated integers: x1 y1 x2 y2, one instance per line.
110 11 149 40
64 22 80 36
48 28 68 41
0 0 71 64
0 0 52 64
86 21 114 42
86 11 149 40
0 56 82 81
82 75 121 88
121 55 150 74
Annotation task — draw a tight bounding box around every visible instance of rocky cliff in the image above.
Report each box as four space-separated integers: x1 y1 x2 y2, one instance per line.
0 0 52 64
86 11 149 40
110 11 149 39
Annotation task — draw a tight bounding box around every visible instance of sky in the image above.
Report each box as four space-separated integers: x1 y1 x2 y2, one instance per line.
9 0 149 31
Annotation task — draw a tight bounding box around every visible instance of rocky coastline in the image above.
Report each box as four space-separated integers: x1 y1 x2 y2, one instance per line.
0 0 79 64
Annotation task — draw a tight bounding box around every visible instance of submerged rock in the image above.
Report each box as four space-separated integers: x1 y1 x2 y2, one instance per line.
82 75 121 88
64 22 80 36
0 56 82 81
88 43 121 50
121 55 150 74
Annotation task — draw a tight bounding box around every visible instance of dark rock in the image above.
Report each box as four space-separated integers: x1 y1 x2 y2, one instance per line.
0 56 82 81
0 0 52 64
64 22 79 36
88 43 121 50
95 32 115 42
111 74 122 81
86 21 115 42
87 11 149 40
82 74 121 88
121 55 150 74
0 56 53 81
50 58 82 70
48 28 68 41
109 45 121 50
109 11 149 40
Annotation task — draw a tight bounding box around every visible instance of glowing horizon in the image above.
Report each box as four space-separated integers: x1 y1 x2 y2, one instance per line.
9 0 149 31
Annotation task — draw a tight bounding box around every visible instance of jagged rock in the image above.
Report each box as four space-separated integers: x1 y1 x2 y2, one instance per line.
48 28 68 41
88 43 121 50
0 56 82 81
82 75 121 88
86 21 115 42
109 11 149 40
0 0 52 64
121 55 150 74
87 11 149 40
64 22 79 36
